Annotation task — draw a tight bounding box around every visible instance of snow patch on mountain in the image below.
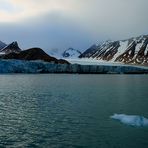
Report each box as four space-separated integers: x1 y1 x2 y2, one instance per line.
110 40 128 61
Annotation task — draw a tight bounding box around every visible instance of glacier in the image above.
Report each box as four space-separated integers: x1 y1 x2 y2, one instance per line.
0 59 148 74
111 114 148 127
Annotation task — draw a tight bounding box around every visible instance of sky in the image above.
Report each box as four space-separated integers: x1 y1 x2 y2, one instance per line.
0 0 148 53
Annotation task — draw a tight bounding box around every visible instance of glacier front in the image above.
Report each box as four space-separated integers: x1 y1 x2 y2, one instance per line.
0 59 148 74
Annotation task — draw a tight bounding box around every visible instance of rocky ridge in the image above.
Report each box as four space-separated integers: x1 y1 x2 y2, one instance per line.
79 35 148 65
0 48 69 64
0 41 21 54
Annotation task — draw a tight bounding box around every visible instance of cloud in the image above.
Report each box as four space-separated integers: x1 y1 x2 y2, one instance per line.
0 12 94 52
0 0 74 22
0 0 148 51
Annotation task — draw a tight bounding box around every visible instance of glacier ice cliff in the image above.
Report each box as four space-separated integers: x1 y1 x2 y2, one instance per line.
0 59 148 74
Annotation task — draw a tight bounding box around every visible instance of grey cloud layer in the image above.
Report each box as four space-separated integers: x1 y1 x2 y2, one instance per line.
0 0 148 52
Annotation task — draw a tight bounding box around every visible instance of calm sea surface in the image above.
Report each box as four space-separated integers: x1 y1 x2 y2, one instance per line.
0 74 148 148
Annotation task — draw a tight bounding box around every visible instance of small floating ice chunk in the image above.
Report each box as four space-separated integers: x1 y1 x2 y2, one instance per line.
111 114 148 127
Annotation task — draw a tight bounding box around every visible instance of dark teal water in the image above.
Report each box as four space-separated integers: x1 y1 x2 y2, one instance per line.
0 74 148 148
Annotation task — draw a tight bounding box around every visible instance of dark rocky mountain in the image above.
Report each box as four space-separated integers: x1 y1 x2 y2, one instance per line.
62 48 82 58
79 35 148 65
0 48 69 64
0 41 7 50
0 41 21 54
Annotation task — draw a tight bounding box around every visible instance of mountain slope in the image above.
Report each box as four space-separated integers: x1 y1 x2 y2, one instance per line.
0 48 69 64
0 41 21 54
79 35 148 65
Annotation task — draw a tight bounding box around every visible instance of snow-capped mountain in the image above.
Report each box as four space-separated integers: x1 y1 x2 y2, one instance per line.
62 48 82 58
0 41 21 54
48 48 82 59
79 35 148 65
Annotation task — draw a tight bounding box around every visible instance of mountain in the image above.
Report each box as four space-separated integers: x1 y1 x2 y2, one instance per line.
48 48 82 59
0 41 7 50
0 41 21 54
62 48 82 58
0 48 69 64
79 35 148 65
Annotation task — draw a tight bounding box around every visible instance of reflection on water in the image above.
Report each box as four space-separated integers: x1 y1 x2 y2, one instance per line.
0 74 148 147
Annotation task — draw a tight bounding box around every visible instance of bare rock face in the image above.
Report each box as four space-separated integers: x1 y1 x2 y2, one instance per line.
79 35 148 65
0 41 21 54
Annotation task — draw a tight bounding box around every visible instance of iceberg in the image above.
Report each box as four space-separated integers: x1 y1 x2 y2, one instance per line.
111 114 148 127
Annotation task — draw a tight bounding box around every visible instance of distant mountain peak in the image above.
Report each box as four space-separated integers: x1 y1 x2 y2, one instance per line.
0 41 21 54
62 48 82 58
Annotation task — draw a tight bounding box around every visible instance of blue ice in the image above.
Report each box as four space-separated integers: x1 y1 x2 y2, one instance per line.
111 114 148 127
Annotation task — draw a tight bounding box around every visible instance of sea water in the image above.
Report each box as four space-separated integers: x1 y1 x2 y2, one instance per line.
0 74 148 147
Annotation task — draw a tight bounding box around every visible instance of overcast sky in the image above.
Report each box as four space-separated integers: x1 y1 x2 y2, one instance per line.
0 0 148 52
